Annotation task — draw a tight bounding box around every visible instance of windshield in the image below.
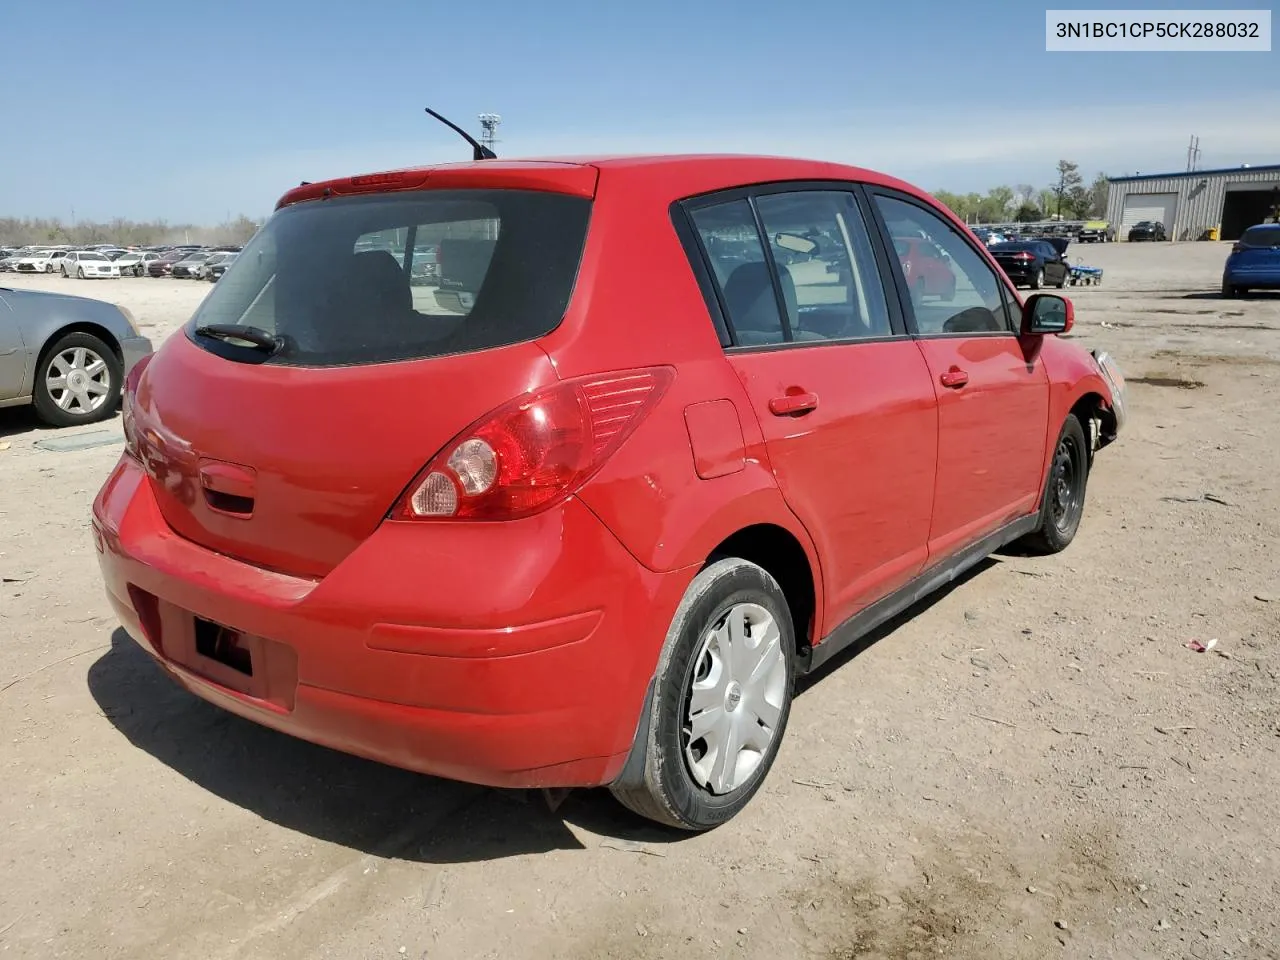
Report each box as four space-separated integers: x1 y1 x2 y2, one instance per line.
186 188 591 367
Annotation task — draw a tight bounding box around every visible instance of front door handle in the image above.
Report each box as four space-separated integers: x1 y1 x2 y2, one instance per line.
939 368 969 389
769 391 819 416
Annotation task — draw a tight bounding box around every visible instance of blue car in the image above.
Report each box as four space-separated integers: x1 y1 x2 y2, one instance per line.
1222 223 1280 297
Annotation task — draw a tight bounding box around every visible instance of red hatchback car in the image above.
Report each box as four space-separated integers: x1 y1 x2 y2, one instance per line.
92 155 1126 831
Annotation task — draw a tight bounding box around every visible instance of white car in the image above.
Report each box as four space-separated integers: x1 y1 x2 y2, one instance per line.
194 252 235 279
59 251 122 279
11 250 68 274
110 250 160 277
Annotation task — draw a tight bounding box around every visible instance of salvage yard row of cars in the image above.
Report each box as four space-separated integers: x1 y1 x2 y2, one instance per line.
0 243 240 281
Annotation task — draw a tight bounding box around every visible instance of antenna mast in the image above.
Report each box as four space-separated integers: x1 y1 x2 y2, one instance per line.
1185 134 1201 172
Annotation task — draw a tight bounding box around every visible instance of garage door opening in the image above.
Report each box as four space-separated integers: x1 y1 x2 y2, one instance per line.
1120 193 1177 239
1221 188 1280 241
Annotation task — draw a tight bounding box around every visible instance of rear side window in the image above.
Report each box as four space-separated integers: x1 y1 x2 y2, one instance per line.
690 199 787 347
187 189 591 366
754 191 891 342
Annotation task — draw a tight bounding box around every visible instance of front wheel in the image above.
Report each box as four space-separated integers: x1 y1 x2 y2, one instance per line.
1019 414 1089 555
611 558 795 831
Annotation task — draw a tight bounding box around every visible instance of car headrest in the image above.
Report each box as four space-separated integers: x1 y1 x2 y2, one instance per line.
346 250 411 314
723 260 796 333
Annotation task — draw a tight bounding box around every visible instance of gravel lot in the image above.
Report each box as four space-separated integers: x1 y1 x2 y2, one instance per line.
2 242 1278 960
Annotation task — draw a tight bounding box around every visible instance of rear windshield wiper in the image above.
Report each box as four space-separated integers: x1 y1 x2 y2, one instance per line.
194 324 283 355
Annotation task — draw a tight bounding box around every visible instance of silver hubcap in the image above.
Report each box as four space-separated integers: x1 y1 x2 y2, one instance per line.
46 346 110 414
684 602 787 795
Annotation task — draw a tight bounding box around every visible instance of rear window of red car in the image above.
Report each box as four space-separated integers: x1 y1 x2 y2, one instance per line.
186 189 591 366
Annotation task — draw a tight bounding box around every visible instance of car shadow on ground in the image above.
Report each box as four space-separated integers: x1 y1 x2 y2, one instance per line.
87 558 1001 863
87 627 687 863
0 405 123 440
0 406 46 439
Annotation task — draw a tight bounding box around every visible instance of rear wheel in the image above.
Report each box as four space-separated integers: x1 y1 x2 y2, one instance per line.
1019 414 1089 555
611 558 795 831
1029 268 1044 290
32 331 122 427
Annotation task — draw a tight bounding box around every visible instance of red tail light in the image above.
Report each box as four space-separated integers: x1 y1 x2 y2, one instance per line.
392 367 674 522
1013 251 1035 260
121 354 152 461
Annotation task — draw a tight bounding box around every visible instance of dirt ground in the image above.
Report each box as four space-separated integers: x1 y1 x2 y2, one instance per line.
2 243 1278 960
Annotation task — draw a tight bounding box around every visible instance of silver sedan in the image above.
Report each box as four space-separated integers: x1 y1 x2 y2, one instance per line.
0 286 152 427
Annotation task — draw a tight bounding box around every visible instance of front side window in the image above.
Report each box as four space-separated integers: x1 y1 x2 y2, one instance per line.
874 194 1011 336
690 199 787 347
754 191 891 342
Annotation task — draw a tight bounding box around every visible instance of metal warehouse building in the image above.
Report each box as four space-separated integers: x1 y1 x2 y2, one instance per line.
1105 164 1280 241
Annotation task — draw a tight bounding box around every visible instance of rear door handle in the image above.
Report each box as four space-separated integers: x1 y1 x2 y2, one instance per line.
939 368 969 389
768 392 819 416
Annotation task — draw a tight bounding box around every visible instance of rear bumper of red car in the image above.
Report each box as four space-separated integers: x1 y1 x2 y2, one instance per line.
91 456 690 789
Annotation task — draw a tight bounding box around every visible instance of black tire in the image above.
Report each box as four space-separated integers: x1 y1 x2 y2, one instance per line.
134 265 143 278
60 266 69 278
1019 414 1089 555
610 558 796 831
1029 268 1044 290
1055 270 1067 289
1222 279 1238 298
76 267 85 279
31 331 122 428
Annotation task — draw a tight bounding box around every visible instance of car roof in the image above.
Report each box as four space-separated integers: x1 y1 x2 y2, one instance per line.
275 154 934 211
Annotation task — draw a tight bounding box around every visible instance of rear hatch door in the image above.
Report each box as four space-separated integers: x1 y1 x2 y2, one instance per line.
131 182 593 578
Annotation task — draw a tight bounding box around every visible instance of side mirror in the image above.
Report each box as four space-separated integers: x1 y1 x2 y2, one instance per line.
1021 293 1074 335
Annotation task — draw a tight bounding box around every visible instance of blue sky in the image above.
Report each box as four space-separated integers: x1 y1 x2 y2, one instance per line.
2 0 1277 223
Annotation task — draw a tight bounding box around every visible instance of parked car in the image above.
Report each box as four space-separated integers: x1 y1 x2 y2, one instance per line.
171 252 213 278
91 155 1125 831
204 252 238 282
60 251 123 280
1127 220 1166 242
989 240 1070 289
890 235 957 300
0 250 20 272
111 251 161 277
1078 220 1110 243
147 250 190 277
1222 223 1280 298
11 250 68 274
194 252 235 280
0 286 152 426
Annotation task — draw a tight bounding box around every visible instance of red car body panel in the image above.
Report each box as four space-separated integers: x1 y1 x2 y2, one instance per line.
132 332 557 578
92 154 1120 791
